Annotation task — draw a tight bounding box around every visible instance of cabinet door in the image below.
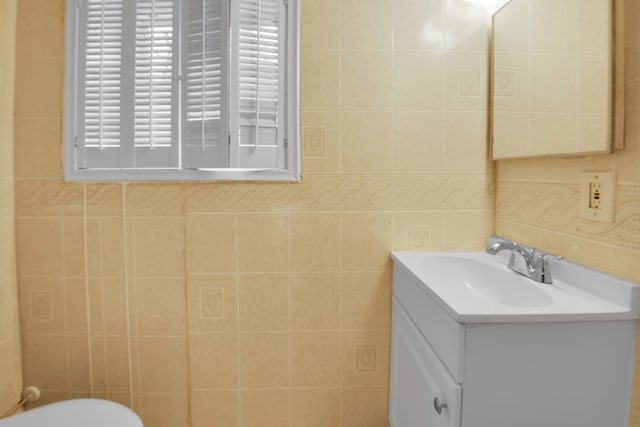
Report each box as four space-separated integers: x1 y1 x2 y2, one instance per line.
390 298 462 427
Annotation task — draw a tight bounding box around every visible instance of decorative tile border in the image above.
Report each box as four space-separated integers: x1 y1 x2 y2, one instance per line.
497 181 640 250
186 173 493 212
15 181 83 217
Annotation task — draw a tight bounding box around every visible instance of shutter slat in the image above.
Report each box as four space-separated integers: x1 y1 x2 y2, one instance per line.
134 0 177 156
183 0 229 168
81 0 123 166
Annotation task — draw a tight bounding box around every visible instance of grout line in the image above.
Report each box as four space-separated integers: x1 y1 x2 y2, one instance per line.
287 211 292 426
121 183 136 409
338 0 344 421
181 194 193 427
98 219 110 399
81 185 95 396
235 213 242 427
61 216 73 396
338 211 343 427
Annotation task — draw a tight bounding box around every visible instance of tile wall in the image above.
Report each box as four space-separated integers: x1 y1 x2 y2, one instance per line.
13 0 494 426
495 0 640 423
0 0 23 417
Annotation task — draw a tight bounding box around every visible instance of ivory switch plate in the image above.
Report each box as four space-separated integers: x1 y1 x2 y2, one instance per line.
580 172 616 222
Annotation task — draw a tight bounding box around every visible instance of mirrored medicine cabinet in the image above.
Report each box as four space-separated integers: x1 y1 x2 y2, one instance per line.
491 0 625 159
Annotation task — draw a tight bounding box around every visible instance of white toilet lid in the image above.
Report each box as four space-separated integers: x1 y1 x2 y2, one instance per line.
0 399 143 427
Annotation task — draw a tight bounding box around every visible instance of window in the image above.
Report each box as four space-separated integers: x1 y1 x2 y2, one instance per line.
64 0 299 181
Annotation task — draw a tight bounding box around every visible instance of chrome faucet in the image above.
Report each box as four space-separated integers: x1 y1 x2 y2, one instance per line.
486 235 561 284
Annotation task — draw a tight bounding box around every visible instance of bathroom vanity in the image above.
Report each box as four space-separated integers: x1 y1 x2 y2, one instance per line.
389 251 640 427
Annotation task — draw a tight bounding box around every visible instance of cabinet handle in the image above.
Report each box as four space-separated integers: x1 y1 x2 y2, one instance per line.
433 397 448 415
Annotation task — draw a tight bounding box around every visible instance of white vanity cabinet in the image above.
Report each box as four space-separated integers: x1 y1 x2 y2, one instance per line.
389 252 639 427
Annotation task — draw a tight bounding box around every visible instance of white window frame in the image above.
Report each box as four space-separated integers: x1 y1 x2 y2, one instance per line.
63 0 300 182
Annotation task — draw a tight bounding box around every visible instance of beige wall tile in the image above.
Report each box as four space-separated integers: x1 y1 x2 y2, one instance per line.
0 278 19 341
342 52 392 111
341 271 392 330
341 386 389 427
15 181 83 217
22 334 68 390
238 332 289 388
192 390 239 427
90 336 108 392
237 213 288 273
393 50 444 111
14 118 62 179
492 0 529 53
626 0 640 81
15 0 64 58
443 210 493 250
189 333 238 389
444 112 488 171
341 213 392 271
240 390 290 427
301 0 339 50
341 330 390 387
393 0 444 50
64 218 85 277
0 0 17 56
291 273 340 331
64 278 87 335
140 393 190 427
187 274 238 332
341 112 393 172
14 58 62 118
86 184 123 217
291 331 340 387
301 112 341 173
0 336 22 404
186 214 237 273
444 51 488 111
138 337 188 392
444 0 492 51
341 0 392 49
0 218 15 279
238 273 289 331
101 277 128 335
610 247 640 283
130 218 185 277
291 388 340 427
18 277 66 334
105 335 132 392
392 212 444 251
290 213 340 272
301 50 341 111
16 218 64 276
135 278 187 336
87 217 125 277
66 336 90 391
393 112 444 172
126 185 184 217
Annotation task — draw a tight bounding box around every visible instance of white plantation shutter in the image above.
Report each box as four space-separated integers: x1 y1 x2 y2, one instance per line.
134 0 180 168
183 0 229 168
231 0 287 168
67 0 298 179
79 0 123 168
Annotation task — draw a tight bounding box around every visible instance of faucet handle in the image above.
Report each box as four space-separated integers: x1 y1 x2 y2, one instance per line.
534 251 562 284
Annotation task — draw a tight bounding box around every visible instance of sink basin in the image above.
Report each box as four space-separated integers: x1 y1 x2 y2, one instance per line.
427 255 553 308
391 251 640 323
